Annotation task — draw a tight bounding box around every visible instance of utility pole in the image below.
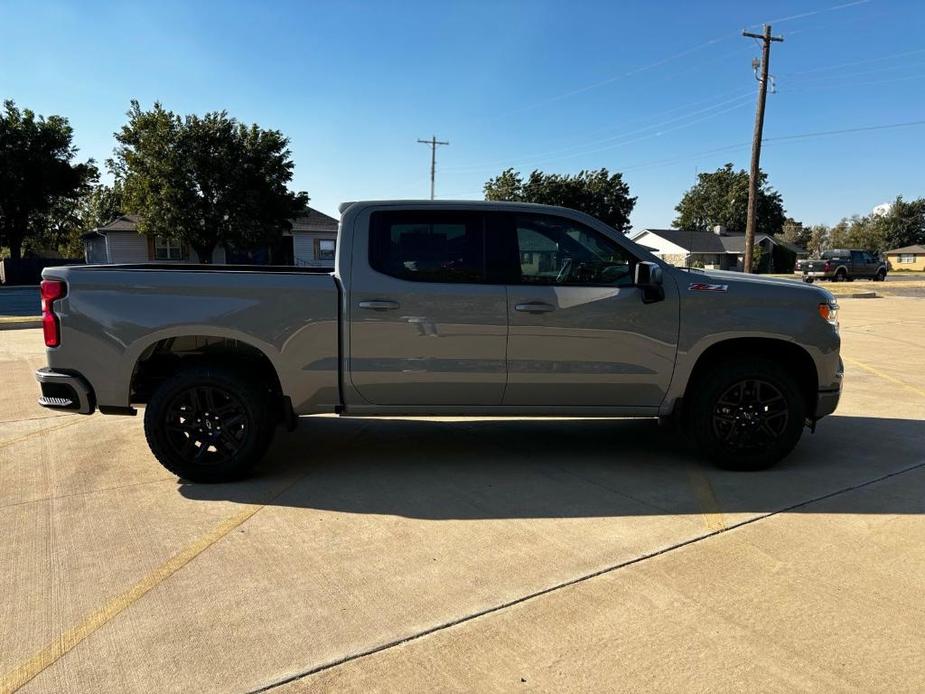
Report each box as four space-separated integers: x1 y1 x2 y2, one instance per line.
417 135 449 199
742 24 783 273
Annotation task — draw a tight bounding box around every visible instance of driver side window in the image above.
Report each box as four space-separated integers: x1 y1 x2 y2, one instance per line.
514 214 634 287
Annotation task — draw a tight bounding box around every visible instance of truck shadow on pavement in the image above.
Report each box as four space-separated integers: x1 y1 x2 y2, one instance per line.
178 414 925 519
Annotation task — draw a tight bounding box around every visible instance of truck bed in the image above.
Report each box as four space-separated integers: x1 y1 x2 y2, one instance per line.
42 264 341 414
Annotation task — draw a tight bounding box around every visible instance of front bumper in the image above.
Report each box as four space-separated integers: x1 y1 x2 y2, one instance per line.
814 357 844 419
35 368 95 414
815 387 841 418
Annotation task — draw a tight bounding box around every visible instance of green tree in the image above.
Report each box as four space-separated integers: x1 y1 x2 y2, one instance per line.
878 196 925 250
483 168 636 232
33 183 124 258
0 100 97 261
780 217 810 248
806 224 831 257
110 101 308 263
673 163 786 236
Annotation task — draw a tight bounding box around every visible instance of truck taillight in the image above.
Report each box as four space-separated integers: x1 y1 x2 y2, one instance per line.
40 280 66 347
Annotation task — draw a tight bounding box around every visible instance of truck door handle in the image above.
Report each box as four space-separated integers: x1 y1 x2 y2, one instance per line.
358 300 400 311
514 302 555 314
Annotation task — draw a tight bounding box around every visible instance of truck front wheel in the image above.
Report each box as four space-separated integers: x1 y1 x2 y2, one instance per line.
143 366 275 482
687 358 805 471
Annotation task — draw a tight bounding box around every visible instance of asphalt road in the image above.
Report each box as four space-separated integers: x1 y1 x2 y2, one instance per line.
1 297 924 693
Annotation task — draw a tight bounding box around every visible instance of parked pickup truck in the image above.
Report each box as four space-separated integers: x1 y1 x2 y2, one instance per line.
36 200 843 481
796 249 887 283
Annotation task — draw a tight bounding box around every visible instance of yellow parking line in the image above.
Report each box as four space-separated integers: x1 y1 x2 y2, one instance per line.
0 417 81 451
0 503 263 693
843 356 925 399
687 466 726 532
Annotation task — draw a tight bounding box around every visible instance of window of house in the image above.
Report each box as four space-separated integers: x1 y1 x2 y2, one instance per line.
154 236 185 261
313 238 336 262
899 253 915 264
512 214 634 287
369 211 484 283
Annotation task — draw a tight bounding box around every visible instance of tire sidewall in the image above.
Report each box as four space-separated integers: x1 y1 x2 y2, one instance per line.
688 358 806 471
144 366 274 482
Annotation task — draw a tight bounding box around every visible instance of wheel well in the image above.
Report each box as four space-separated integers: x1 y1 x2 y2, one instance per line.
684 338 819 415
131 336 285 415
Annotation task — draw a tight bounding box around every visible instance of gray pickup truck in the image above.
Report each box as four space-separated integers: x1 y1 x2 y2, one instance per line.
36 200 843 481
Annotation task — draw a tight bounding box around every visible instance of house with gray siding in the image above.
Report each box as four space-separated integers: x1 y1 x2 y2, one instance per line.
81 207 338 267
631 226 805 272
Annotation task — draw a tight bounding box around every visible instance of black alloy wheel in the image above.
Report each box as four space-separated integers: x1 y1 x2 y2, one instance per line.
164 385 249 465
711 379 789 451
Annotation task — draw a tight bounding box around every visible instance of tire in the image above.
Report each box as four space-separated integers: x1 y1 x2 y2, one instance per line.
686 357 806 471
835 268 848 282
874 269 886 282
803 276 814 284
143 366 276 482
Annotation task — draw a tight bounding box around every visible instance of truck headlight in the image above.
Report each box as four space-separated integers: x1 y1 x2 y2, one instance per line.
818 302 839 331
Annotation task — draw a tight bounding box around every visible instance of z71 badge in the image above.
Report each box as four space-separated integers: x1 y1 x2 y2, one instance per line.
688 282 728 292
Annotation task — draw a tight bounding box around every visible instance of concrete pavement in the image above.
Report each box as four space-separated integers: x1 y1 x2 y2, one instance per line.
1 298 923 693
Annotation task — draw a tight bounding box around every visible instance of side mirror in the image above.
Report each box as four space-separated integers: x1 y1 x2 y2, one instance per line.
635 261 665 304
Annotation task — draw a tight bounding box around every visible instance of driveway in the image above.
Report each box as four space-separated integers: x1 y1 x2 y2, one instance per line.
1 297 923 693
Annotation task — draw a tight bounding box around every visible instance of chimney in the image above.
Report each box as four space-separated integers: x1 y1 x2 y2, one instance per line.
713 225 726 236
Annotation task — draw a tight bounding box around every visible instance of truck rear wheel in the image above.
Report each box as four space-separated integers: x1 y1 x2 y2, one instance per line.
143 366 275 482
687 357 805 471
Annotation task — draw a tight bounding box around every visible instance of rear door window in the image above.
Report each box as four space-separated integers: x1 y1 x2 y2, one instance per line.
369 211 484 283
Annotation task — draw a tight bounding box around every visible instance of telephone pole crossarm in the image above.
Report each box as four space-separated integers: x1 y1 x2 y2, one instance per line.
417 136 450 200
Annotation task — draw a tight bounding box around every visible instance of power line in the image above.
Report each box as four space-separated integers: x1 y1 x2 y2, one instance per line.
764 118 925 142
785 60 925 86
435 118 925 199
444 92 755 175
416 136 449 200
447 118 925 193
751 0 871 27
784 71 925 93
779 46 925 77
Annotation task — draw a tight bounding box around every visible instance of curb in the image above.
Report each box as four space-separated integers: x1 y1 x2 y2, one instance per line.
0 318 42 330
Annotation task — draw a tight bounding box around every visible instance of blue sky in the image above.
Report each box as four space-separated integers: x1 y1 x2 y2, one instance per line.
1 0 923 229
